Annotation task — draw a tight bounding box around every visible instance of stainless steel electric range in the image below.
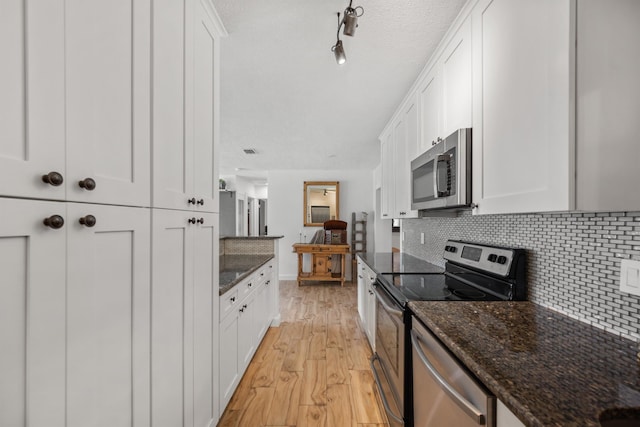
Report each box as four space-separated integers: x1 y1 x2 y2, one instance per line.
370 240 527 427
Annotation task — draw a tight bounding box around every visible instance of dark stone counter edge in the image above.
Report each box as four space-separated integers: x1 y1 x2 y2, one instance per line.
220 236 284 240
219 255 274 296
409 303 640 427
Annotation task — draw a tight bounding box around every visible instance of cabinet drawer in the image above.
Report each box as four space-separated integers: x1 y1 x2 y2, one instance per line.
220 288 239 319
239 276 258 300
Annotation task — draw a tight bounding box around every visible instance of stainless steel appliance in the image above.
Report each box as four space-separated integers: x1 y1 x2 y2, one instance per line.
411 128 472 212
411 317 495 427
370 240 526 427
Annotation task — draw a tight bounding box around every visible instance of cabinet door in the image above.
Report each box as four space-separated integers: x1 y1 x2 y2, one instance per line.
418 66 441 154
471 0 573 214
0 199 66 427
66 203 151 427
193 212 218 427
0 0 66 201
152 0 195 211
380 133 394 220
576 0 640 211
65 0 151 207
394 106 419 219
238 294 256 370
219 310 239 410
151 208 195 427
366 281 377 351
357 260 366 325
254 282 270 342
192 0 219 213
441 17 472 138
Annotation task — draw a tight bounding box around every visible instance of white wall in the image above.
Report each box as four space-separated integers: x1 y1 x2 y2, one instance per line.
268 169 374 281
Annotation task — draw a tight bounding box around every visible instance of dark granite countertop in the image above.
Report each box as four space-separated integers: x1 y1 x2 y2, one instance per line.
357 252 444 274
219 254 274 295
409 301 640 427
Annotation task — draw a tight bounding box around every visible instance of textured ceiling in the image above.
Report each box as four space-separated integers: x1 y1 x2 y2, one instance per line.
212 0 467 179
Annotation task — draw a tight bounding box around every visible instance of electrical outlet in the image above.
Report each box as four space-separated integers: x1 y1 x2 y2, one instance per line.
620 259 640 296
420 233 425 245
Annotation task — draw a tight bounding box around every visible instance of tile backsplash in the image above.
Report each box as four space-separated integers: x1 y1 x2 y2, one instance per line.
402 211 640 341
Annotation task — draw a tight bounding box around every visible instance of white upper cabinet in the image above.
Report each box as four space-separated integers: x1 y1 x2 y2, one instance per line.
380 132 394 219
153 0 220 212
418 66 442 154
471 0 573 214
0 0 66 201
393 100 419 219
0 0 151 206
441 17 472 138
65 0 151 207
576 0 640 211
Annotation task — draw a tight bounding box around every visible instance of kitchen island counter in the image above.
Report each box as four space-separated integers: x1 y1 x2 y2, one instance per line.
409 301 640 427
219 254 273 295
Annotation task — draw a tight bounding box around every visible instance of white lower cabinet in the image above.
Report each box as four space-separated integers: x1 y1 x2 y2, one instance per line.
0 198 152 427
218 260 275 414
0 198 66 427
356 258 377 350
67 203 151 427
151 208 217 427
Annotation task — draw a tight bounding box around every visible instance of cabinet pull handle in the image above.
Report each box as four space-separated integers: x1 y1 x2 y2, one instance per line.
243 304 247 309
230 296 236 303
42 171 64 186
196 218 204 224
239 307 245 313
248 282 252 288
197 199 204 205
188 198 196 205
78 177 96 191
265 280 270 285
188 217 197 224
79 215 97 228
43 215 64 229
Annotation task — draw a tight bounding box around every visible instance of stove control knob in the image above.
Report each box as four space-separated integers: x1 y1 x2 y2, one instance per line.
488 254 498 263
497 255 507 265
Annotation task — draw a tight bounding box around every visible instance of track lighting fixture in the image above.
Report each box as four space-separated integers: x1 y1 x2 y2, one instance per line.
330 0 364 65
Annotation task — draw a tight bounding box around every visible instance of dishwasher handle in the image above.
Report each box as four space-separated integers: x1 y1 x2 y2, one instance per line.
410 329 486 425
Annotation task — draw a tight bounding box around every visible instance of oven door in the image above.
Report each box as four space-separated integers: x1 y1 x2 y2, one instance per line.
370 282 405 426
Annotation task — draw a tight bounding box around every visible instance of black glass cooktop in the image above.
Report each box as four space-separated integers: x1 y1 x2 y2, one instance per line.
377 272 512 304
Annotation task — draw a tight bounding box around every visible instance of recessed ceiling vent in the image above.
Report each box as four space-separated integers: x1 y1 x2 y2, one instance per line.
243 148 257 154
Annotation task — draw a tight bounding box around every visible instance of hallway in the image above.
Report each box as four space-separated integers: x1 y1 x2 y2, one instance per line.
217 280 389 426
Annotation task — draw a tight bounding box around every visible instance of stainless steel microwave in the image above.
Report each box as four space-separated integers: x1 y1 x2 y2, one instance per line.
410 128 472 212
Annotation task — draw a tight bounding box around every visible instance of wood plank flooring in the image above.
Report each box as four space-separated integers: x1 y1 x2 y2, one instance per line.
217 280 389 427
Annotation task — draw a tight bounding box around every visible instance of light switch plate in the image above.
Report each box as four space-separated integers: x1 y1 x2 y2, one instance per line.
420 233 425 244
619 259 640 296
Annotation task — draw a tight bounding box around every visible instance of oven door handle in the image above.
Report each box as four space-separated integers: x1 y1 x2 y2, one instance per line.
373 284 403 318
411 329 486 425
370 354 404 425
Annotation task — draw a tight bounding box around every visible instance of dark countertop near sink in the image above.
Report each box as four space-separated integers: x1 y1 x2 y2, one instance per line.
409 301 640 427
357 252 444 274
219 254 274 295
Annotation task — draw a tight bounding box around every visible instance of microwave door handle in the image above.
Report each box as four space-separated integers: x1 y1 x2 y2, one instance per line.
435 154 451 197
410 329 486 425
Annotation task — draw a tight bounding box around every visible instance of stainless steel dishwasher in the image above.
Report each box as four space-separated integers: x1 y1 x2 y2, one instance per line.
411 317 496 427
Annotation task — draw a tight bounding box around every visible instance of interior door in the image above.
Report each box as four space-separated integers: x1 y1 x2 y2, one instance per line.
66 203 151 427
65 0 151 207
0 198 66 427
0 0 66 200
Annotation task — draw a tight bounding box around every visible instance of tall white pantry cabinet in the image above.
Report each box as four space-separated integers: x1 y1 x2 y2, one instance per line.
0 1 226 426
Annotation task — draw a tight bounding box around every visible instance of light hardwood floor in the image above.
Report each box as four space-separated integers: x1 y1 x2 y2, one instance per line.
217 280 389 427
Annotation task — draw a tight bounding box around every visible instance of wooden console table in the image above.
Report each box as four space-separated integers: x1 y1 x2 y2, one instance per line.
292 243 350 286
